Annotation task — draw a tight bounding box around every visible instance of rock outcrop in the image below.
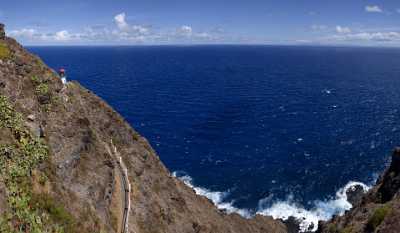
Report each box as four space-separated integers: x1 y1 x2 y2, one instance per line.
0 24 287 233
317 148 400 233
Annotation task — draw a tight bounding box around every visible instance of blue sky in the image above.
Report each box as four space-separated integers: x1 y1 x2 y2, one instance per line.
1 0 400 45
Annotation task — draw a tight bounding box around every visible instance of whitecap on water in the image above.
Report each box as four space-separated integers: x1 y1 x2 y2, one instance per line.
173 171 370 232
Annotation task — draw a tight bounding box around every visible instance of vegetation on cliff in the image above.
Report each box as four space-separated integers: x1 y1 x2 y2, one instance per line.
365 204 391 232
0 96 76 232
0 42 10 59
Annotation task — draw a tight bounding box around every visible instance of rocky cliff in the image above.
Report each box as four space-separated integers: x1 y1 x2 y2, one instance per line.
0 24 287 233
317 148 400 233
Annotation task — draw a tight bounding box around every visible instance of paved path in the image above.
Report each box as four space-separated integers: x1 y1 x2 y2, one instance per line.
105 140 131 233
112 144 131 233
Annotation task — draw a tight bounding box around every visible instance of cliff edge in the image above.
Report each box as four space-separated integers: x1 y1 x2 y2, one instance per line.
0 24 287 233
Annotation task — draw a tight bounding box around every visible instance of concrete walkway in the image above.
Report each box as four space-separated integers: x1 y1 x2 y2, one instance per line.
112 143 131 233
105 140 131 233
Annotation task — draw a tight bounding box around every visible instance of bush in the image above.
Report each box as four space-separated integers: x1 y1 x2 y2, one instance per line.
31 75 41 85
36 83 49 95
340 226 353 233
0 43 10 60
366 205 391 231
30 193 77 232
0 95 52 232
327 224 339 233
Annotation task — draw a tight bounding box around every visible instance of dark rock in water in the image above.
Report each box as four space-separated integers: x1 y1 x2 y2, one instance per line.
346 184 366 206
283 216 316 233
283 217 300 233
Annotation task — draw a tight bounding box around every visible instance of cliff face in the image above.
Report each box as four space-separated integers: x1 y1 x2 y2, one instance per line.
0 25 287 233
318 149 400 233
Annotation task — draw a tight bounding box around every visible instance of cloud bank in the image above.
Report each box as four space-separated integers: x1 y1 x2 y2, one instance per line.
330 31 400 42
7 10 400 46
7 12 227 45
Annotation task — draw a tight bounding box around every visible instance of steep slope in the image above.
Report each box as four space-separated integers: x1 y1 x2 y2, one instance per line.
317 148 400 233
0 24 287 233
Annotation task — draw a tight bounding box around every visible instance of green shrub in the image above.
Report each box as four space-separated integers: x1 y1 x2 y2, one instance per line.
0 43 10 60
0 214 13 233
30 193 77 232
366 205 391 231
36 83 49 95
38 172 48 185
0 96 22 128
0 96 86 232
340 226 353 233
0 95 53 232
327 224 339 233
31 75 41 85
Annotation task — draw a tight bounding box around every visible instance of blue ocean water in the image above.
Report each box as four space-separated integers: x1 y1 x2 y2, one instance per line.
29 45 400 228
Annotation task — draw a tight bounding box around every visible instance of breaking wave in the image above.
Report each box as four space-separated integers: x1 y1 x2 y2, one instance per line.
173 171 371 232
257 181 370 232
172 171 252 217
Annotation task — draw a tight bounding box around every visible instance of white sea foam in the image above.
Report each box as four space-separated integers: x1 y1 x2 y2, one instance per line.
258 181 370 232
173 171 370 232
172 171 252 217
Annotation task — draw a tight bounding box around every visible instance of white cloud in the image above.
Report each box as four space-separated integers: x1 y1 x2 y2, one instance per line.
330 31 400 42
365 5 383 13
132 25 149 34
8 28 37 39
335 26 351 34
112 13 151 40
8 28 78 42
54 30 72 41
178 25 193 36
114 13 129 31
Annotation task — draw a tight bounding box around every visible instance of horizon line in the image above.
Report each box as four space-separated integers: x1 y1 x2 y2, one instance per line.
24 43 400 49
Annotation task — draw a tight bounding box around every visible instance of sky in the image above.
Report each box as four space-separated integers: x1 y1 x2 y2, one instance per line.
1 0 400 46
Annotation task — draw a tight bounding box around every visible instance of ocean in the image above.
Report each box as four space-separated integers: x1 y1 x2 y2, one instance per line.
29 45 400 231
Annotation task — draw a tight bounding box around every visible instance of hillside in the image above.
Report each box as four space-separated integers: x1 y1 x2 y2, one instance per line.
0 23 287 233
